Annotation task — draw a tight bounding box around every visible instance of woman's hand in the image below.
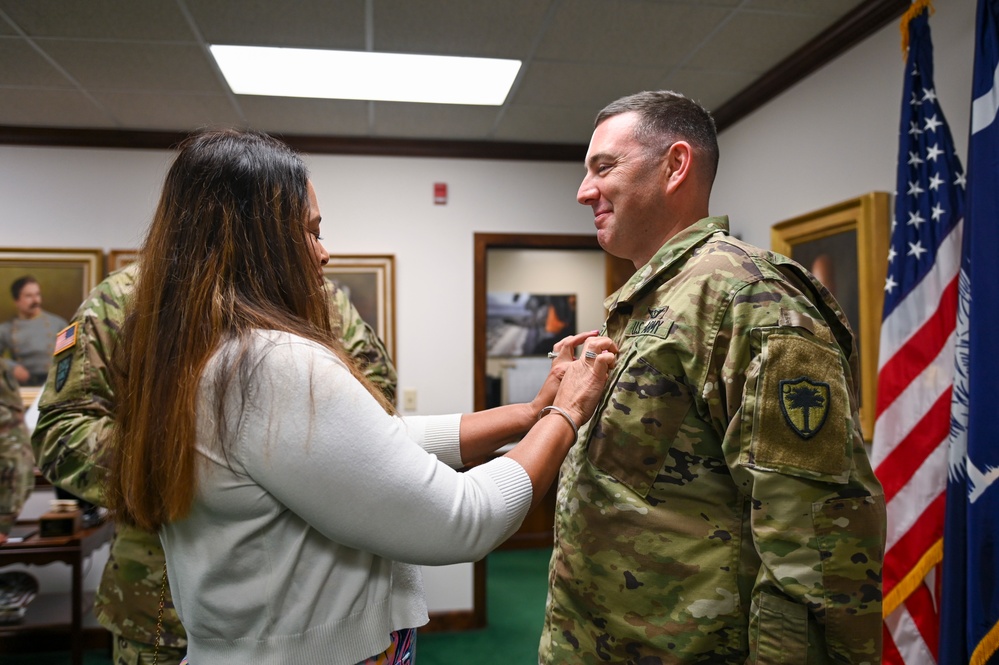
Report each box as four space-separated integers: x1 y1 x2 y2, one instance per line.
529 330 601 415
550 336 618 430
456 333 615 464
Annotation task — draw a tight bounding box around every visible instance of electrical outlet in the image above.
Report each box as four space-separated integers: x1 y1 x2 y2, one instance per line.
402 388 417 411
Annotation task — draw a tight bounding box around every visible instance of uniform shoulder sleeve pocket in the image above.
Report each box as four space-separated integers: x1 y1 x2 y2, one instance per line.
744 330 853 483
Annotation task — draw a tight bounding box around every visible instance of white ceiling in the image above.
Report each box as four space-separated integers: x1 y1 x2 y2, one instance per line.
0 0 904 155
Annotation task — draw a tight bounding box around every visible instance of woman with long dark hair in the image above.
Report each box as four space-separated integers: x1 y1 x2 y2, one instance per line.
107 129 616 665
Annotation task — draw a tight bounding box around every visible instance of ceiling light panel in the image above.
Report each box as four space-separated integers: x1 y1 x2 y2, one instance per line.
210 45 521 106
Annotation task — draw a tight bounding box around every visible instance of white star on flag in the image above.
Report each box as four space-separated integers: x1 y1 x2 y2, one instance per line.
907 240 928 259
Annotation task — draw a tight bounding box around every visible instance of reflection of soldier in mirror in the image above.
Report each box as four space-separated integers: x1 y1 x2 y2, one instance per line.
0 276 68 386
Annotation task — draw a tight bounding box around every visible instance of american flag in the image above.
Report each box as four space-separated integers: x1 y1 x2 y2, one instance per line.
52 322 78 355
872 5 965 664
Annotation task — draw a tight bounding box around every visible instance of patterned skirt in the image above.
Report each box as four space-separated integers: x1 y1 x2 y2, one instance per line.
361 628 417 664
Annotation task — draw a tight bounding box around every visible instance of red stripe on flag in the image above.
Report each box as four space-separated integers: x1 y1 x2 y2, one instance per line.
883 492 946 597
875 387 953 503
906 582 940 658
884 622 905 665
875 277 958 418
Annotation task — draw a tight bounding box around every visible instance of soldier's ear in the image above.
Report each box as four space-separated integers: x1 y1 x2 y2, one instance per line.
663 142 694 194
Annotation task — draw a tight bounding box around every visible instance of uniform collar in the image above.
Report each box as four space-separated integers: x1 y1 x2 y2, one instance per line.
604 215 730 312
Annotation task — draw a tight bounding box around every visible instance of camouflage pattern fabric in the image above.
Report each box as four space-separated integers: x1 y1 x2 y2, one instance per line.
0 366 33 536
31 262 398 652
540 216 886 665
113 633 186 665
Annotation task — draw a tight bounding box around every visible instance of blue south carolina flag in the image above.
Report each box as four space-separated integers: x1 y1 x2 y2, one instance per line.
940 0 999 663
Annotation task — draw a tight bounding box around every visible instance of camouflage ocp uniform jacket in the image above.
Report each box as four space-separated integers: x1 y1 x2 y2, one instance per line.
31 262 398 648
0 366 33 536
540 216 886 665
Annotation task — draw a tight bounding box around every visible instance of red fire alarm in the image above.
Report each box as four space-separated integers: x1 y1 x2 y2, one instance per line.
434 182 447 205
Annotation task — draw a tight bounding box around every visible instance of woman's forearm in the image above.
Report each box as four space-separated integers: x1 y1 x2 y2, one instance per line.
457 402 538 466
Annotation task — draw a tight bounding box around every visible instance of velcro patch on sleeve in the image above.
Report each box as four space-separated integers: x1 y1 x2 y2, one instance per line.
52 322 78 356
752 332 851 482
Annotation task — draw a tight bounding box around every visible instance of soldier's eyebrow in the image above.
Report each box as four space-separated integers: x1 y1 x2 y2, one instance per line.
585 152 615 170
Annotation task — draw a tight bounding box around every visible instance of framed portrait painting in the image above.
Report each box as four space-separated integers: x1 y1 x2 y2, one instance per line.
771 192 890 442
324 255 396 361
0 248 104 404
99 250 398 361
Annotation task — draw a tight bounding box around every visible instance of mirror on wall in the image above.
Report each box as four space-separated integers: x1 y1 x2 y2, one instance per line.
474 233 632 413
465 232 633 629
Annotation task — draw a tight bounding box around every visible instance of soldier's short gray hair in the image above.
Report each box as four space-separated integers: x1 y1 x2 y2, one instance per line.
595 90 719 187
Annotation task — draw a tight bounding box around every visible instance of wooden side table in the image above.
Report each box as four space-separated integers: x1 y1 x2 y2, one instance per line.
0 518 114 665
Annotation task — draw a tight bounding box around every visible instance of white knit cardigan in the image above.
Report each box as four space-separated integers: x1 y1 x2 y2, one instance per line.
160 330 533 665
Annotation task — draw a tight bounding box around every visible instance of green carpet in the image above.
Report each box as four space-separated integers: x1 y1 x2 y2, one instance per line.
6 548 551 664
418 548 552 664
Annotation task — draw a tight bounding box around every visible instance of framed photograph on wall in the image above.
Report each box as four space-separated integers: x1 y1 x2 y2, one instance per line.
324 255 396 361
771 192 890 442
0 248 104 404
486 292 577 358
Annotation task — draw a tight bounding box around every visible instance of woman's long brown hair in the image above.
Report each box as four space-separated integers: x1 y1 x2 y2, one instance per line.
107 129 391 531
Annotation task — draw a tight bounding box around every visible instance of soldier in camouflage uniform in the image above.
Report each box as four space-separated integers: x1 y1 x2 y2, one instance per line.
0 366 33 543
540 91 886 664
31 261 397 665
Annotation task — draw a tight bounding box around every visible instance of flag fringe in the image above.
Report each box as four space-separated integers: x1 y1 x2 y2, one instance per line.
900 0 935 56
971 619 999 665
882 538 943 617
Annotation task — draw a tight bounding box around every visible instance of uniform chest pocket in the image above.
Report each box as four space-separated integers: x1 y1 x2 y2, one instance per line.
586 342 694 498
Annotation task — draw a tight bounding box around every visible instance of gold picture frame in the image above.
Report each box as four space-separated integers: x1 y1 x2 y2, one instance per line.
324 255 396 362
0 248 105 405
771 192 890 441
98 250 397 361
107 249 140 272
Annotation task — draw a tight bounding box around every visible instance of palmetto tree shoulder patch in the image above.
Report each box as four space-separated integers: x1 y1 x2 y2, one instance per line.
779 377 830 439
750 332 851 481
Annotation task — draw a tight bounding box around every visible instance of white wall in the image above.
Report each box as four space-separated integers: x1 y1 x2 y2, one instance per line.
0 0 980 611
713 0 976 248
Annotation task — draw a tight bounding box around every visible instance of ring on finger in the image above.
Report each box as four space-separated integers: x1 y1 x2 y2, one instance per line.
547 351 558 359
584 350 598 360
